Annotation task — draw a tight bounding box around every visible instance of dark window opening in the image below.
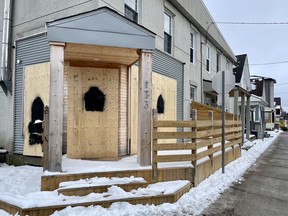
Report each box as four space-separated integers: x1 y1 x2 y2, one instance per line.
28 97 44 145
84 87 106 112
190 48 194 63
125 4 138 23
164 33 172 54
206 59 210 71
157 94 165 114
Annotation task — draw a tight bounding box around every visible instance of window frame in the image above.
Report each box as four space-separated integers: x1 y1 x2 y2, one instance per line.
206 44 211 72
190 32 195 63
164 11 173 54
216 51 221 72
190 85 196 102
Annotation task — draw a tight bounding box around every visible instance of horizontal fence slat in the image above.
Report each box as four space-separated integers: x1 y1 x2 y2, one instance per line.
196 145 222 160
154 154 196 163
153 131 196 139
153 142 197 151
153 120 196 127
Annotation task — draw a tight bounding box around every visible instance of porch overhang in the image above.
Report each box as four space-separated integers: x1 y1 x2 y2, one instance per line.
46 6 156 50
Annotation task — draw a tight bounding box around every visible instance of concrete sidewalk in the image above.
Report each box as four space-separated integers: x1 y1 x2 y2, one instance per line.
201 132 288 216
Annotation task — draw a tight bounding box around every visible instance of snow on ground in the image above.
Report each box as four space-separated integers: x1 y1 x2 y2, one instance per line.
0 130 282 216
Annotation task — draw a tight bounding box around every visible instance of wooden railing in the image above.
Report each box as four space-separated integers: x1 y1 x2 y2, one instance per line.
152 101 242 180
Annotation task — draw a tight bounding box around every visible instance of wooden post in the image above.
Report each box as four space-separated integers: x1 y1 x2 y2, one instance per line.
191 109 197 185
246 95 251 140
48 42 65 172
234 88 239 116
152 109 158 180
208 111 213 165
138 50 153 166
43 106 49 171
241 94 245 144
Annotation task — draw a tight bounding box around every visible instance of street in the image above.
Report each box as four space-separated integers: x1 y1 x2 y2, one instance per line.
202 132 288 216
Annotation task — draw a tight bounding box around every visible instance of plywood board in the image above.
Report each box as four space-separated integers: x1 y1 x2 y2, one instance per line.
23 63 50 157
66 66 119 159
130 66 177 154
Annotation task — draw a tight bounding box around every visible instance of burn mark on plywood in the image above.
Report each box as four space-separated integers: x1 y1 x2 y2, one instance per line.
84 87 106 112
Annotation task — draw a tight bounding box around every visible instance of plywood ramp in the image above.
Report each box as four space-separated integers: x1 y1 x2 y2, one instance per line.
66 66 119 159
23 63 50 157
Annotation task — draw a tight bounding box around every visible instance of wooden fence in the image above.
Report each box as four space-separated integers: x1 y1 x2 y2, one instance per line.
152 101 242 184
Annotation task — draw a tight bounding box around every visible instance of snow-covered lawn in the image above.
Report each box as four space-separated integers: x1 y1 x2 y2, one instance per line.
0 130 281 216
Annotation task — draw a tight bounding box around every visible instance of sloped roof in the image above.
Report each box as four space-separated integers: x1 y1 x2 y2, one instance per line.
233 54 247 83
46 7 155 49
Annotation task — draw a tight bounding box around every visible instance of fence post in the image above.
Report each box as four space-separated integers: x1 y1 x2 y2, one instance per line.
43 106 49 171
191 109 197 185
208 111 214 166
152 109 158 180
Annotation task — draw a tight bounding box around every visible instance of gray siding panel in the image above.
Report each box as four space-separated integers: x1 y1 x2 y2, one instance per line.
152 49 184 120
14 33 50 154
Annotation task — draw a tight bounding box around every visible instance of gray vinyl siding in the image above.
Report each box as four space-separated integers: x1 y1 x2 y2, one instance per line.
152 49 184 120
14 33 50 154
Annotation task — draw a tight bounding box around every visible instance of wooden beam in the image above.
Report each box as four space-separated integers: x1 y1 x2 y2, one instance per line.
241 94 245 144
43 106 49 171
48 42 65 172
246 95 251 140
138 50 153 166
234 88 239 116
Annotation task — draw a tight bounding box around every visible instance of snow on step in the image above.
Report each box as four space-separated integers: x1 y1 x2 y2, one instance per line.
58 176 146 190
0 180 190 209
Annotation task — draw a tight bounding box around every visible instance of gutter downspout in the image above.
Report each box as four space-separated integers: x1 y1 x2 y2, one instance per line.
0 0 12 94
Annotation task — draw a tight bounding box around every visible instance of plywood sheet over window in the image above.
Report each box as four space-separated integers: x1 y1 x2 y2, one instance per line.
130 66 177 154
23 63 50 157
66 67 119 159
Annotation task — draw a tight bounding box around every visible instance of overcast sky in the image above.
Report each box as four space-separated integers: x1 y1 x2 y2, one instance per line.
202 0 288 111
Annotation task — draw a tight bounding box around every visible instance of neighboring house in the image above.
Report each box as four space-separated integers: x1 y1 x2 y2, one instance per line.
274 97 282 124
250 75 276 138
230 54 252 141
0 0 236 167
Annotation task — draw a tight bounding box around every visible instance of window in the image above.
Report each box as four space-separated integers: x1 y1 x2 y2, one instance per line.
125 0 138 23
164 11 172 54
226 59 231 71
216 51 221 72
190 85 196 119
206 44 211 72
190 85 196 101
190 33 195 63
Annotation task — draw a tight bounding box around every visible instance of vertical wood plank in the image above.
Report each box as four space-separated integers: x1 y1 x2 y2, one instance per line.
241 94 245 144
234 88 239 116
208 111 213 163
152 109 158 179
246 95 251 140
138 50 153 166
48 42 65 172
43 106 49 171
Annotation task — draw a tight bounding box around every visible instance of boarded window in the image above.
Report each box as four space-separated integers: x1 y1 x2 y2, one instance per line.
28 97 44 145
84 87 106 112
157 94 165 114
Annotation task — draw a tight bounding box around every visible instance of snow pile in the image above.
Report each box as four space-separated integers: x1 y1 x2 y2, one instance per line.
52 131 281 216
59 176 146 189
0 180 189 209
0 130 281 216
